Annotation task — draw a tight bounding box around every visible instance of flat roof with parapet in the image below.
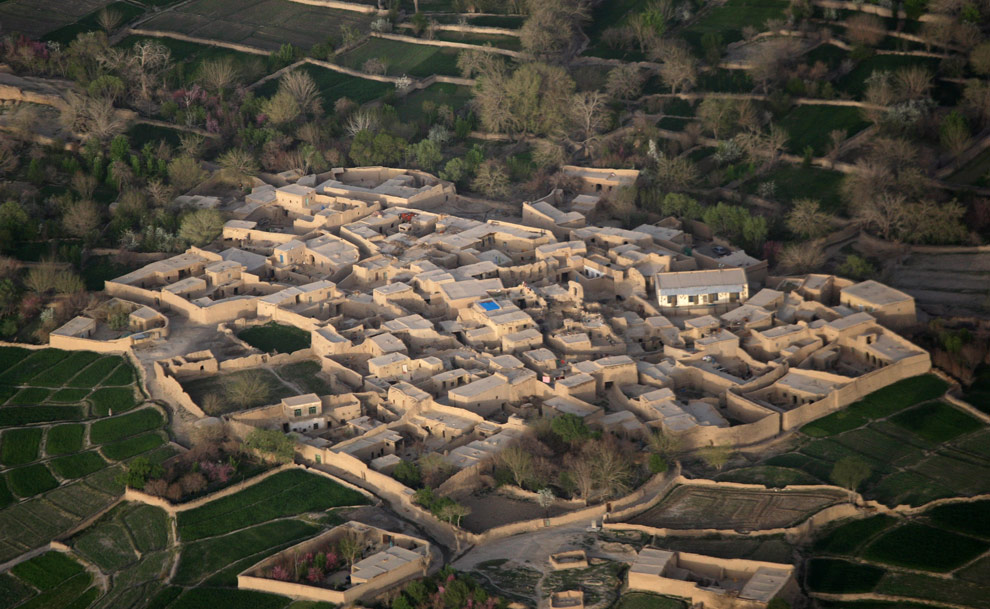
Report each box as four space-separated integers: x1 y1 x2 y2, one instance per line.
51 316 96 336
720 304 773 324
449 374 508 398
841 279 913 306
545 396 600 417
278 183 315 196
282 393 320 407
524 347 557 363
478 299 501 312
368 352 410 367
747 288 784 308
739 566 793 602
827 311 875 331
655 268 747 296
630 548 675 576
224 219 256 229
383 314 433 332
112 252 208 285
557 373 595 388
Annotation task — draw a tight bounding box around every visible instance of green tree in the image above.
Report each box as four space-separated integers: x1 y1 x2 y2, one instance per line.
244 428 295 463
0 201 31 252
117 456 164 489
699 445 732 471
550 413 593 444
837 254 876 280
179 209 224 246
167 156 207 192
830 456 870 491
349 130 408 166
393 460 421 487
410 139 443 171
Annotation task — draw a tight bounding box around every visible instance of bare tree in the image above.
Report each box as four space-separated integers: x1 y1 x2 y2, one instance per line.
585 438 633 499
746 38 799 93
779 240 826 273
279 71 322 116
71 172 98 200
853 192 909 241
217 148 258 187
62 199 102 240
168 156 208 193
653 152 699 190
96 8 122 34
787 199 833 239
127 40 171 109
569 90 608 147
697 98 736 140
825 129 847 166
894 65 932 101
225 374 270 409
652 41 699 94
845 13 885 47
198 57 239 98
605 63 644 100
566 453 596 501
499 444 534 487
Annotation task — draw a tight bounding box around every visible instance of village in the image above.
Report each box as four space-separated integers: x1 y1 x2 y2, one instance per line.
32 163 945 609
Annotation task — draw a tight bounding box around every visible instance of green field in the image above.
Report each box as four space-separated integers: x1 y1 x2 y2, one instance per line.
10 551 85 590
0 349 71 384
174 519 318 585
814 515 898 555
0 406 85 427
584 0 651 59
806 558 885 593
50 451 108 479
729 375 990 506
169 588 291 609
67 356 125 388
102 432 167 460
889 401 983 443
863 523 988 572
238 322 311 354
30 351 101 388
337 38 461 77
140 0 374 52
612 593 689 609
744 165 846 213
837 55 941 98
90 386 140 416
90 408 165 445
256 63 393 110
927 500 990 539
177 469 367 541
683 0 789 50
0 428 42 465
42 1 146 46
395 82 473 123
7 464 59 497
778 105 869 156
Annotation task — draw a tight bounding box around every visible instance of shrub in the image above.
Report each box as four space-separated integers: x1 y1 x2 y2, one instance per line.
243 428 295 464
117 456 164 489
648 454 668 474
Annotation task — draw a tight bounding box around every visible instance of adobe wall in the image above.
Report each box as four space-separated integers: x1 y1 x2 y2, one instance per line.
369 32 522 58
780 355 931 430
287 0 379 13
49 334 133 354
123 463 297 516
127 29 270 55
398 22 520 37
153 361 207 418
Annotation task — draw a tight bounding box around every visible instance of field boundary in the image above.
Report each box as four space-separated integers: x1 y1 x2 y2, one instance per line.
370 31 522 59
810 592 972 609
286 0 380 14
125 28 270 56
